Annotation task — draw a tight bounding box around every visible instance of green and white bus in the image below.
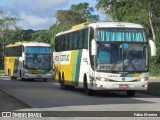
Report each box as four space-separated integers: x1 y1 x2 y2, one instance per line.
5 41 53 81
54 22 156 96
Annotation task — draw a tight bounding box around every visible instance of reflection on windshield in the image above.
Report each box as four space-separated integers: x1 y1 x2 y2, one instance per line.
25 54 52 70
97 42 148 72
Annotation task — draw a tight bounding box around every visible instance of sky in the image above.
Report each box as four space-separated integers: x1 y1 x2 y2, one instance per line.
0 0 104 30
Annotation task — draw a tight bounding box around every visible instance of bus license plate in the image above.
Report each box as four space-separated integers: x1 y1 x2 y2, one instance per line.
119 84 128 88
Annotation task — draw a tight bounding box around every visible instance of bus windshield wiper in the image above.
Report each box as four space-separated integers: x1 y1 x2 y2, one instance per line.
128 58 137 72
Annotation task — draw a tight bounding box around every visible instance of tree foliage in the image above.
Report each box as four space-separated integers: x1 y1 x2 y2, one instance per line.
0 11 19 69
50 2 99 47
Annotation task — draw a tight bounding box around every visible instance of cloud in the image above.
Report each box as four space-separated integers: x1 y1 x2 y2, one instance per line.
18 13 57 30
6 0 68 17
0 0 68 30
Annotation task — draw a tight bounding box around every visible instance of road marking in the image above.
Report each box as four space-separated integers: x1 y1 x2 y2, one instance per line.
52 83 59 85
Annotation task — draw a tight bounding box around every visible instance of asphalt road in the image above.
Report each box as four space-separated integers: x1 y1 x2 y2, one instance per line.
0 77 160 119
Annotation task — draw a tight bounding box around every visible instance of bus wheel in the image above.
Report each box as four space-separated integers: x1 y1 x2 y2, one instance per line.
8 69 13 80
83 76 94 96
20 71 25 81
60 74 66 90
127 90 136 97
8 69 10 76
43 79 47 82
11 76 17 80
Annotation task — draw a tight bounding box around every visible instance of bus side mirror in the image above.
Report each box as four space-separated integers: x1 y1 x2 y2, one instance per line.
149 40 156 56
91 39 97 55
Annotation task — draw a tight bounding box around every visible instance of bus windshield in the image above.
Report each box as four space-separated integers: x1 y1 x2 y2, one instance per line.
25 54 52 70
96 28 148 72
25 47 52 71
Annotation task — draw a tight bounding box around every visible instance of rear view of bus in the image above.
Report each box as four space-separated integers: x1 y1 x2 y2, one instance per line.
54 22 156 96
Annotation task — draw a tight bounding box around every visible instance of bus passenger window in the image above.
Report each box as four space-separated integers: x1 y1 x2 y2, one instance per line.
84 29 88 49
58 36 62 51
65 34 69 50
73 32 79 50
62 35 65 51
55 37 58 51
79 31 83 49
69 33 73 50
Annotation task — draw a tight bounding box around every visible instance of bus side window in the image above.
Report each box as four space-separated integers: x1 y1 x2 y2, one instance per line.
83 29 89 49
79 31 83 49
65 34 69 50
62 35 65 51
59 36 62 51
55 37 58 52
56 37 60 52
73 32 79 50
70 33 73 50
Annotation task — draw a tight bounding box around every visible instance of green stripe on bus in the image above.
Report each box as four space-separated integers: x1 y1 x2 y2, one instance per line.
75 50 82 86
72 51 78 83
72 50 82 86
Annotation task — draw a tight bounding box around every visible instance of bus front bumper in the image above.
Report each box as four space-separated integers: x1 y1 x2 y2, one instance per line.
24 73 53 79
91 81 148 91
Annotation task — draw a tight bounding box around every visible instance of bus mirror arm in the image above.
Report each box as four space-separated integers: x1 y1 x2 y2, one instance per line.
149 40 156 56
23 60 25 67
91 39 97 56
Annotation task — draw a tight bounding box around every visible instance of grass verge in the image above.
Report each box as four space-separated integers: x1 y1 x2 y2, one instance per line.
0 70 4 74
148 82 160 93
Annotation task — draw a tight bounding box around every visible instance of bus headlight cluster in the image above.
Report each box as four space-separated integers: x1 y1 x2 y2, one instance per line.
138 77 148 81
96 77 109 81
47 70 54 74
24 69 31 74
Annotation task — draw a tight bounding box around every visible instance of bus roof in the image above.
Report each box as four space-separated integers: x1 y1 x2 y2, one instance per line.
56 22 144 36
6 41 50 47
88 22 144 29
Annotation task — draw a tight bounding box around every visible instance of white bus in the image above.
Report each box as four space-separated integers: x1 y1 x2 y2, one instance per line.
54 22 156 96
5 41 53 81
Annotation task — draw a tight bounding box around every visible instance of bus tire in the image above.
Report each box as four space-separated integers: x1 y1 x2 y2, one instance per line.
60 74 67 90
83 75 94 96
11 76 17 80
58 72 61 83
20 70 25 81
8 69 13 80
8 69 10 76
127 90 136 97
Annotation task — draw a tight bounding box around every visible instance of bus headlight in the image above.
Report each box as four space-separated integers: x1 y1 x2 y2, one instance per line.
138 77 148 81
96 77 109 81
24 69 31 74
47 70 54 74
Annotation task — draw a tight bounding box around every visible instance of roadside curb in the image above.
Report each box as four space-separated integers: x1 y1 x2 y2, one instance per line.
0 75 9 79
138 90 160 97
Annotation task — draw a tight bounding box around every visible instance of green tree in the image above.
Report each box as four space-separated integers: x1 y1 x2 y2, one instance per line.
0 11 19 69
4 27 24 45
71 2 99 22
33 30 51 43
50 2 99 47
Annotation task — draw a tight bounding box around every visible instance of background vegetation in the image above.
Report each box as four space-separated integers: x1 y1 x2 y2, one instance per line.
0 1 160 76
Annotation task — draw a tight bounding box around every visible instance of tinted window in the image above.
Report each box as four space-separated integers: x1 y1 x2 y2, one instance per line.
84 29 89 49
